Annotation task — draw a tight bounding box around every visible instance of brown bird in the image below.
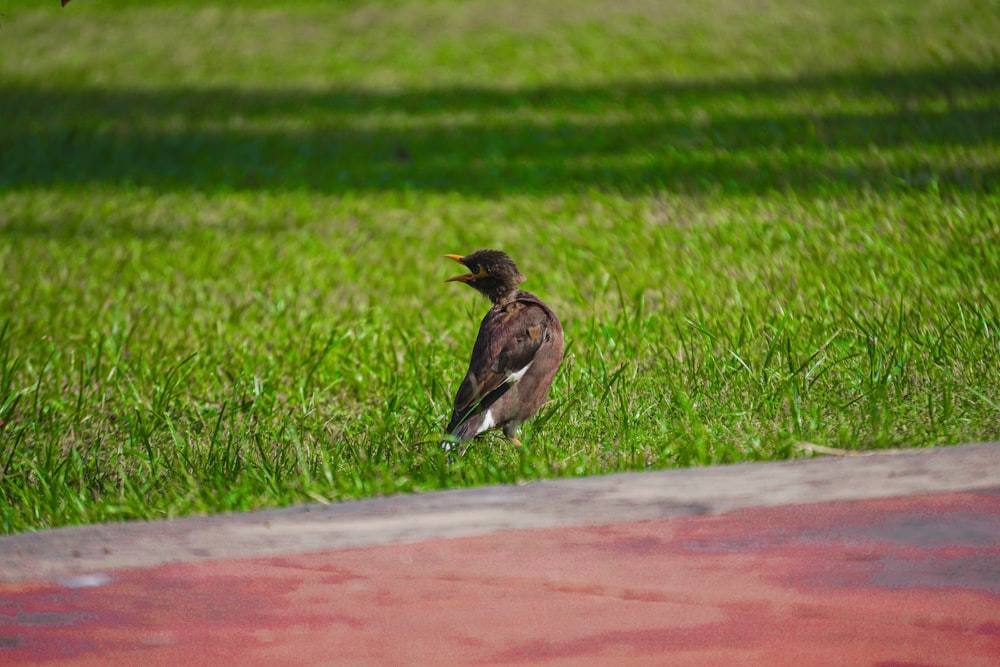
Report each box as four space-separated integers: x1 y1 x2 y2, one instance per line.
443 249 564 450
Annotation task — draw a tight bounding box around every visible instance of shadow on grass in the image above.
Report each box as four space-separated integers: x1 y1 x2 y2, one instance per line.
2 65 998 198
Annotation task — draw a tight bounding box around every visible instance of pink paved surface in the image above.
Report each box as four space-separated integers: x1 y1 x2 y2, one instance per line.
3 490 999 666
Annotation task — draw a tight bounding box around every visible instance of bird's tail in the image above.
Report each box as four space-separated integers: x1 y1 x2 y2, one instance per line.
440 415 482 453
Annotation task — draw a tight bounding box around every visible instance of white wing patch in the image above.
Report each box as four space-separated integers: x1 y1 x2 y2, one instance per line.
472 363 533 436
508 361 533 384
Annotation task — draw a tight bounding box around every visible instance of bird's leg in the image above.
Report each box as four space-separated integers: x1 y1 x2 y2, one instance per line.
502 423 522 448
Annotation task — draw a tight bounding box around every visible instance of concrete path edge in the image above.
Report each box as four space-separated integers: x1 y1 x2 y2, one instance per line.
2 441 998 583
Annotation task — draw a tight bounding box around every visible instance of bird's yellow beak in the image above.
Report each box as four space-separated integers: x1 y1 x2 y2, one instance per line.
444 254 489 283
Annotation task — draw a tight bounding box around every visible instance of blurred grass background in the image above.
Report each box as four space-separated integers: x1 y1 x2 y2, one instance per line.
0 0 998 533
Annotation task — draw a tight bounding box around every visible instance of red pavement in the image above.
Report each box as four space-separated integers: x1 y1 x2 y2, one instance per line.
3 489 1000 666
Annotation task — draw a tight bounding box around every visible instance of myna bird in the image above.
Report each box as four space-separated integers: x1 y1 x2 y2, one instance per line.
443 249 564 450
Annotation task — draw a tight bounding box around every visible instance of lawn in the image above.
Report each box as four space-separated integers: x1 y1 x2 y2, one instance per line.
1 0 998 533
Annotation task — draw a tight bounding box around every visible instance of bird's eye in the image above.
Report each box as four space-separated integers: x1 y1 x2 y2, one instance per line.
468 264 479 274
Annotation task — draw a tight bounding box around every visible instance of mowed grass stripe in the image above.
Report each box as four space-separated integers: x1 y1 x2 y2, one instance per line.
0 0 997 533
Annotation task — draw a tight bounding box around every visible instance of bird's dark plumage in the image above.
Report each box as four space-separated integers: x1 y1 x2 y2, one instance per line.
443 250 564 449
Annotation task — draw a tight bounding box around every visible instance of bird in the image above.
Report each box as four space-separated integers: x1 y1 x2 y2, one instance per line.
442 249 564 450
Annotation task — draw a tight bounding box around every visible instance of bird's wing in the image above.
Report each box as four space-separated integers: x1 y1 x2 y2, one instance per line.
448 298 553 432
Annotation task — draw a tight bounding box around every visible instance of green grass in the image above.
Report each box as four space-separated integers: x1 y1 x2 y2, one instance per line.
1 0 998 533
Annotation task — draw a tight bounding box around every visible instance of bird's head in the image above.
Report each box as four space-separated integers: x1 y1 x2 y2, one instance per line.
445 249 526 303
